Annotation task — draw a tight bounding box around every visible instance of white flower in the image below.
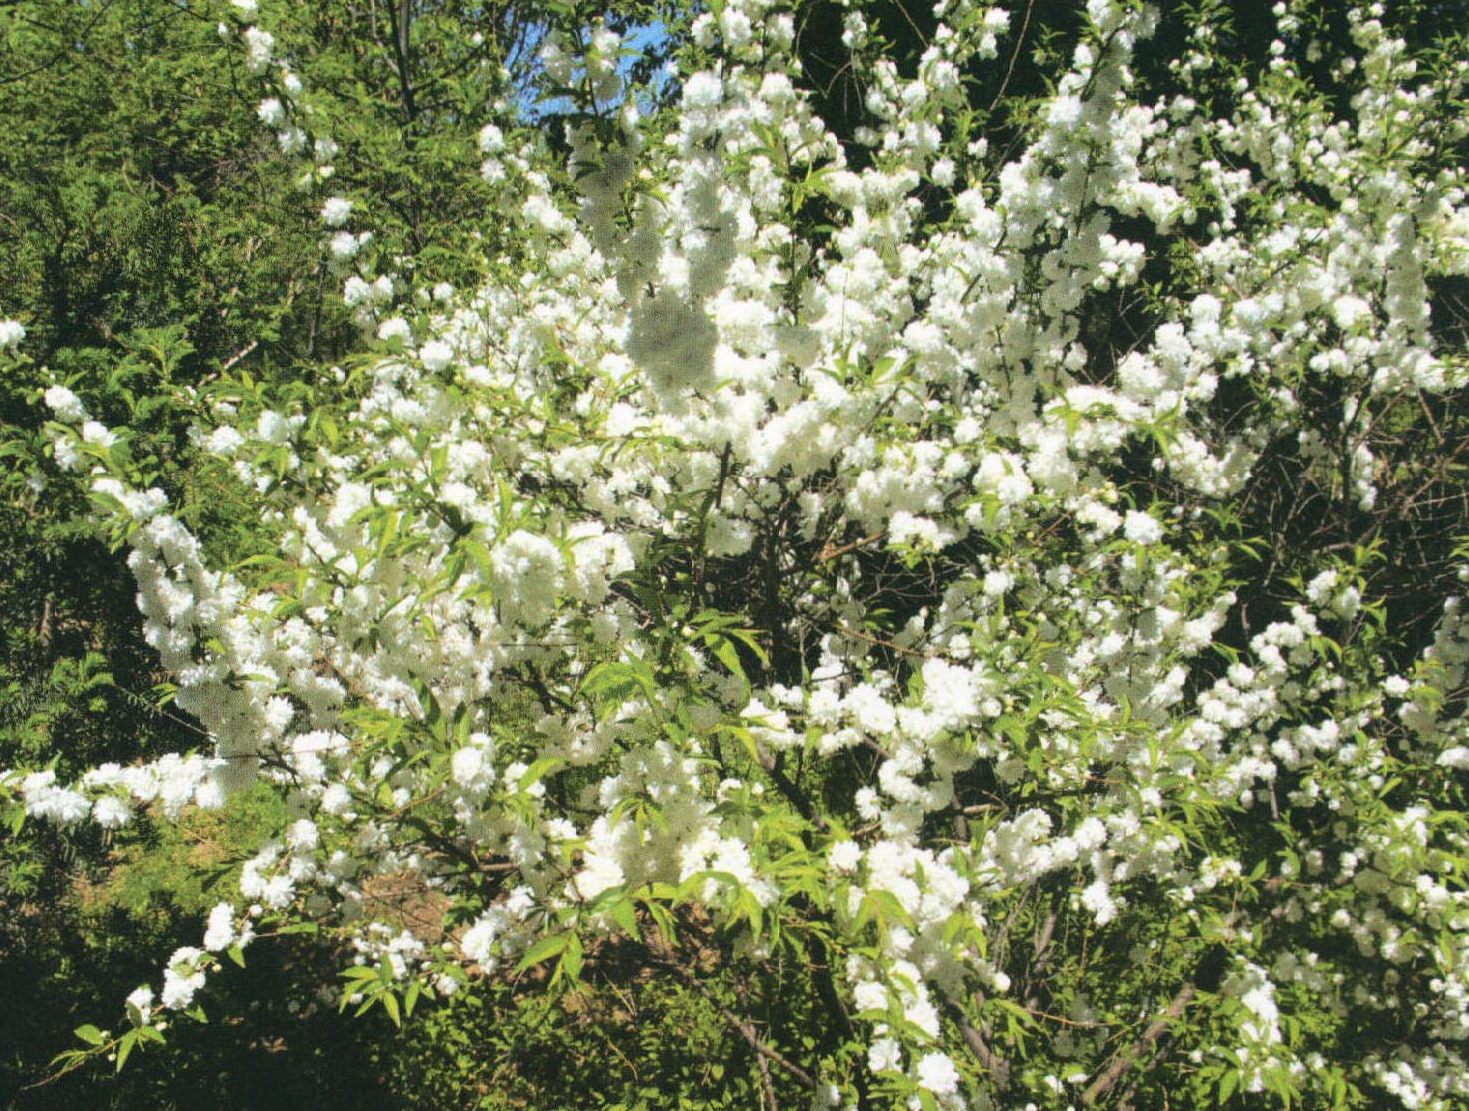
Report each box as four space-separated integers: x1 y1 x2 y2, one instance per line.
81 420 116 447
853 980 888 1013
452 746 486 787
478 124 505 154
320 782 352 815
329 231 359 262
342 275 371 306
867 1037 902 1073
915 1051 960 1095
93 795 132 829
286 819 319 852
1047 95 1084 128
682 71 723 111
53 789 91 824
127 984 155 1019
243 27 274 72
261 874 294 909
419 340 454 372
162 947 207 1009
461 916 498 966
1306 569 1338 605
573 852 624 901
1331 294 1372 330
230 0 258 17
257 98 285 126
719 7 752 47
377 317 412 345
321 196 353 227
1123 510 1162 545
44 385 86 421
0 320 25 349
829 840 862 872
203 903 236 951
161 969 200 1009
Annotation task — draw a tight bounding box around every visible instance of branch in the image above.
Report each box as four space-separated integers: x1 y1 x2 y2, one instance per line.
939 986 1010 1091
389 0 416 122
988 0 1036 113
220 339 258 372
1081 982 1196 1107
818 531 883 561
660 958 816 1093
751 741 826 829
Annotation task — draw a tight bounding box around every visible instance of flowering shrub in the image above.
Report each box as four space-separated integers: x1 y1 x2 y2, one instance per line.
7 0 1469 1107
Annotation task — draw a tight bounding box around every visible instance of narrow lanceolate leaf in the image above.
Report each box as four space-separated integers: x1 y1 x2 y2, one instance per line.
515 935 567 974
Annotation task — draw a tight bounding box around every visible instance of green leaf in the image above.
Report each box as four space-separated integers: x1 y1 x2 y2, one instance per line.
562 933 584 982
74 1024 103 1047
516 934 568 973
519 755 564 790
381 989 401 1028
115 1030 137 1072
709 635 746 681
990 997 1038 1029
1219 1069 1239 1103
609 896 640 939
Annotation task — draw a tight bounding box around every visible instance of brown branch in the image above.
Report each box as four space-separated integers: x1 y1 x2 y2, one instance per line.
37 595 52 650
964 1017 1012 1089
988 0 1036 113
755 1040 779 1111
1081 982 1196 1107
933 982 1010 1091
819 531 883 561
220 339 258 372
889 0 929 48
834 622 931 659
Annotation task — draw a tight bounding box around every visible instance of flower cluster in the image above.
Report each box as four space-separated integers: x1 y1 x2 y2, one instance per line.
9 1 1469 1107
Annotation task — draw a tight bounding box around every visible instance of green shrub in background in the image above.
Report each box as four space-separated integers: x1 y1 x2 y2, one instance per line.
0 2 481 1104
0 3 700 1105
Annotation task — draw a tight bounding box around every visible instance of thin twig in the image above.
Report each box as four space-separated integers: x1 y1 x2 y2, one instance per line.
835 622 931 659
221 339 259 372
818 531 883 561
989 0 1037 114
661 959 816 1091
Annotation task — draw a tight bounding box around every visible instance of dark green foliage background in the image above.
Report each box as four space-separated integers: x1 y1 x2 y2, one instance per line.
0 2 744 1107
